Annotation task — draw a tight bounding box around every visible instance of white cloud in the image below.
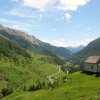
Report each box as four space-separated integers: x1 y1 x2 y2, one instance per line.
22 0 90 12
11 25 26 30
59 0 90 11
20 0 91 22
64 13 71 22
58 0 90 22
8 9 35 18
22 0 51 11
0 18 31 30
0 18 43 32
10 24 43 33
42 38 93 47
0 18 21 24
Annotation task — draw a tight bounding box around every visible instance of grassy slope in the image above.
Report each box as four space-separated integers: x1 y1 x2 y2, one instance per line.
0 54 65 90
0 35 66 98
3 72 100 100
0 34 31 59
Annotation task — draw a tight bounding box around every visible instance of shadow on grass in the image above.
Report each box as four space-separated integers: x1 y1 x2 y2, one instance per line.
95 73 100 77
81 71 100 77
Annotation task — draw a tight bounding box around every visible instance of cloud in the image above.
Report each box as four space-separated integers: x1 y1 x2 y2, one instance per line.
0 18 42 32
11 25 26 30
42 38 93 47
10 24 43 33
20 0 91 22
0 18 21 24
59 0 90 11
7 9 35 18
22 0 90 12
22 0 51 11
64 13 71 22
0 18 31 30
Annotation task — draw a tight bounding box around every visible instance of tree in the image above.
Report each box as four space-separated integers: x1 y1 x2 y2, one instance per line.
42 81 46 89
1 87 13 97
48 82 53 89
29 85 36 91
23 85 27 91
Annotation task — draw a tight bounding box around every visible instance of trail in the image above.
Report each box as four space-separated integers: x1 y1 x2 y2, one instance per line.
47 66 61 84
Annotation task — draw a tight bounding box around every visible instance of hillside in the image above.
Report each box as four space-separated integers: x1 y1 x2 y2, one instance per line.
0 25 72 59
72 37 100 64
0 34 31 59
0 34 66 99
3 72 100 100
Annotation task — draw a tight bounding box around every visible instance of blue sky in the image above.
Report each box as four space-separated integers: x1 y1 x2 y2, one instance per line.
0 0 100 47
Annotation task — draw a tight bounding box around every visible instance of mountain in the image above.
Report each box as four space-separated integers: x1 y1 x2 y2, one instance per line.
67 45 85 53
0 24 72 59
72 37 100 64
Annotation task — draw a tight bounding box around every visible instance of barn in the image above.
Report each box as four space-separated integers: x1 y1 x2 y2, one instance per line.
84 56 100 73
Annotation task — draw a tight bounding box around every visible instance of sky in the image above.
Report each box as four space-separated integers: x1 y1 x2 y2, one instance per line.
0 0 100 47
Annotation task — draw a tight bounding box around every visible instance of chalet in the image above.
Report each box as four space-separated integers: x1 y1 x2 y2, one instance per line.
84 56 100 73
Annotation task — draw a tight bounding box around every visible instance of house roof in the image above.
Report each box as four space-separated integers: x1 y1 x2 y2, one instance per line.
85 56 100 64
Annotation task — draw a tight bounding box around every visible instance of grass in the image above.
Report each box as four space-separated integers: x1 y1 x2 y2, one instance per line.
3 72 100 100
0 53 66 97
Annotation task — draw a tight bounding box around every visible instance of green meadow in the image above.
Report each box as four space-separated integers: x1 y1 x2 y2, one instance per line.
3 72 100 100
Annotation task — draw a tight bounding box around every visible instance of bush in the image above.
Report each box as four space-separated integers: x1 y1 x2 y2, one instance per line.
29 80 46 91
1 87 13 97
29 85 36 91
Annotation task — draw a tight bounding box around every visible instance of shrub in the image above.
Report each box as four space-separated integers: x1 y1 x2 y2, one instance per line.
1 87 13 97
29 85 36 91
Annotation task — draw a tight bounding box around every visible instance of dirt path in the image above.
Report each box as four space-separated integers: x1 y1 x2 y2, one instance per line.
47 66 61 84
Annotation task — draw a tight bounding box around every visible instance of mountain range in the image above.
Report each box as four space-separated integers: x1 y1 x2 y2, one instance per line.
0 24 72 59
67 45 85 54
0 24 100 63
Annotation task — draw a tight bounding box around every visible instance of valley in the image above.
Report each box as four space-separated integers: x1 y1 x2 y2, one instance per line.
0 0 100 99
0 25 100 100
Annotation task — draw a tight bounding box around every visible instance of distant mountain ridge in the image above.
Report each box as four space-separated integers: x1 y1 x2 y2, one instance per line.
0 24 72 59
67 45 85 53
0 24 41 44
72 37 100 64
